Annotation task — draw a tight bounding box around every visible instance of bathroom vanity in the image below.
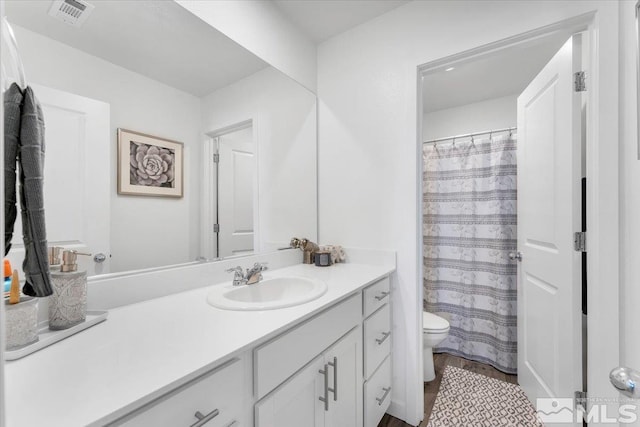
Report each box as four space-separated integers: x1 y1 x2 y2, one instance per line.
4 254 394 427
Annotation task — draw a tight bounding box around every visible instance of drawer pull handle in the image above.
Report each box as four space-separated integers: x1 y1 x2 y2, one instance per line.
374 291 390 301
328 356 338 401
319 364 329 411
376 387 391 406
376 331 391 345
190 408 219 427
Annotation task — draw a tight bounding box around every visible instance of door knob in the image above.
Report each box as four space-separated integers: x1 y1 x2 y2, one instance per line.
508 251 523 262
610 367 640 398
93 253 107 263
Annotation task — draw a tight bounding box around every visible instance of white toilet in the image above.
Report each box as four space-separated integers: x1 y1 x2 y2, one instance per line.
423 311 450 382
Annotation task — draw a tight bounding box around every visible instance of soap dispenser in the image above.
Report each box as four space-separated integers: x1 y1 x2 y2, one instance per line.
48 246 63 272
49 250 90 330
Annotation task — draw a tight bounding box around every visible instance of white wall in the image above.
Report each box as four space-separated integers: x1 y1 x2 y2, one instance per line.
12 25 202 273
176 0 317 93
201 67 317 249
317 1 619 424
422 94 517 141
619 2 640 423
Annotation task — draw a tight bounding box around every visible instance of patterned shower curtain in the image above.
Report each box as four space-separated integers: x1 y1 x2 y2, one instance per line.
423 133 517 374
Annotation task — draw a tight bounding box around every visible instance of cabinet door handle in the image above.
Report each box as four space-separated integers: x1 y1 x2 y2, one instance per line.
328 357 338 401
319 364 329 411
190 409 219 427
374 291 390 301
376 387 391 406
376 331 391 345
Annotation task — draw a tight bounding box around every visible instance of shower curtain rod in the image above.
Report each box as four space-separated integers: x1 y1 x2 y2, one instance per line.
423 126 516 145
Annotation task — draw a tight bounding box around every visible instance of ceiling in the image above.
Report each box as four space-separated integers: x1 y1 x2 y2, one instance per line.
5 0 268 97
422 31 572 113
6 0 566 106
273 0 410 43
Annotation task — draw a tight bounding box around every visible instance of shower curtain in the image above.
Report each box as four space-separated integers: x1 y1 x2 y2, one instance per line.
423 133 517 374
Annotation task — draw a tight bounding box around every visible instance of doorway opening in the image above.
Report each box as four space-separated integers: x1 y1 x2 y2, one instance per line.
203 120 258 260
416 15 602 426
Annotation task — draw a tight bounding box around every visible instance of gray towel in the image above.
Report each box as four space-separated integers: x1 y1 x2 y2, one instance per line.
4 83 52 297
4 84 21 254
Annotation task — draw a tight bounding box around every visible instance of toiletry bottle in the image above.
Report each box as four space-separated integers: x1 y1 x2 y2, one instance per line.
3 259 12 293
49 250 90 330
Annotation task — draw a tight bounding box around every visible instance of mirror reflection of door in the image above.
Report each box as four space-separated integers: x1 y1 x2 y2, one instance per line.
216 125 255 258
4 84 111 276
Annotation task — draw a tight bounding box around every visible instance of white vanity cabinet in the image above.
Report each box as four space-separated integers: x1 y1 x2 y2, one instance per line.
362 276 392 427
253 293 363 427
105 276 391 427
255 327 362 427
110 357 248 427
254 275 392 427
5 260 397 427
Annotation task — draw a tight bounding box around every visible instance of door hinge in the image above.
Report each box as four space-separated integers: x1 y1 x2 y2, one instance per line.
575 390 587 411
574 231 586 252
574 71 586 92
213 224 219 233
213 153 219 163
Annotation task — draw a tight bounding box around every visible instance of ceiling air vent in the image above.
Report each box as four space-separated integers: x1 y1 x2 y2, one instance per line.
48 0 95 27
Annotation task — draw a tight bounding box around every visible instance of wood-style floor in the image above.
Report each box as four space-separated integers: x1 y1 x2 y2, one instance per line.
377 353 518 427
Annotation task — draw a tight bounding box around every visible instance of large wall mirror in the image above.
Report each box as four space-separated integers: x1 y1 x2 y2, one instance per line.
3 1 317 277
637 0 640 159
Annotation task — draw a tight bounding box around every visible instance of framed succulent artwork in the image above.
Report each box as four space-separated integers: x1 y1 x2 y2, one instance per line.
117 128 183 198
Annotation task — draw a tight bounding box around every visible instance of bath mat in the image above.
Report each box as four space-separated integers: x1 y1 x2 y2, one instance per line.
427 366 541 426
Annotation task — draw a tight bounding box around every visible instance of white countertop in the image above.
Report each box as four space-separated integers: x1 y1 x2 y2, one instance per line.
4 262 394 426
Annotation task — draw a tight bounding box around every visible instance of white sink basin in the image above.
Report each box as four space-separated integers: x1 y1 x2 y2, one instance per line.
207 276 328 311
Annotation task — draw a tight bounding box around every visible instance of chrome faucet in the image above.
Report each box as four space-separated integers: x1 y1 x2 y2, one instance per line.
226 262 268 286
226 266 246 286
246 262 268 284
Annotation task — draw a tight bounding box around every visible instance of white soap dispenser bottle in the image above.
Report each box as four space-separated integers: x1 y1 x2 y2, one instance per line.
49 250 90 330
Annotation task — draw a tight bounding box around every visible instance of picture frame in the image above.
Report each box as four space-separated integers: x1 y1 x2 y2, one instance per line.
117 128 184 198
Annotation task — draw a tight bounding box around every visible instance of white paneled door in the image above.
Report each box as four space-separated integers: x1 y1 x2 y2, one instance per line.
516 34 583 426
217 126 255 258
5 84 110 276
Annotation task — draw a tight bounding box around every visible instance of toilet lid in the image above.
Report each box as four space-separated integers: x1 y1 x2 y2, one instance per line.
423 311 450 331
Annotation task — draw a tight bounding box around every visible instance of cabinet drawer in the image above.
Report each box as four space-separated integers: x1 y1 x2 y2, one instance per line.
363 277 390 318
254 294 362 399
363 304 391 379
364 355 392 427
114 358 244 427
